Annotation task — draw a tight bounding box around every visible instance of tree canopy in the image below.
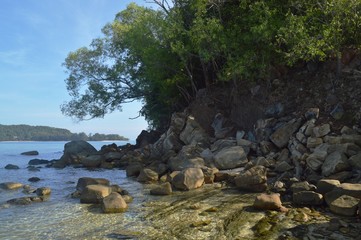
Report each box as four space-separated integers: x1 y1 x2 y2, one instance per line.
62 0 361 131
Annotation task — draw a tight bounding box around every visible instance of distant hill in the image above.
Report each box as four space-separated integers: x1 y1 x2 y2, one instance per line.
0 124 128 141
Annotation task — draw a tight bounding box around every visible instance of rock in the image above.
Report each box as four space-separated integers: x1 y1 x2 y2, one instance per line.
23 185 36 194
330 103 344 120
306 145 328 171
28 177 41 182
265 102 284 117
59 140 98 166
137 168 159 183
329 195 359 216
306 137 323 149
253 193 287 212
7 197 33 205
325 183 361 206
316 179 340 195
313 124 331 138
211 113 233 139
4 164 19 170
304 108 319 120
269 118 303 148
82 154 103 168
27 166 41 172
293 191 323 205
150 182 172 195
236 131 246 144
122 194 133 203
21 150 39 156
36 187 51 196
102 192 128 213
135 130 161 148
234 166 267 192
0 182 23 190
291 181 316 194
172 168 204 191
28 159 49 165
348 152 361 169
214 146 248 170
126 164 143 177
179 116 209 146
322 151 350 176
328 143 361 157
202 167 219 184
211 139 237 153
168 145 205 171
274 161 294 172
76 177 110 192
80 184 112 203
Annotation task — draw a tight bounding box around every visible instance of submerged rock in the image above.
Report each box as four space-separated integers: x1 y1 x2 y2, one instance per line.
150 182 173 195
21 150 39 156
4 164 20 170
235 166 267 192
0 182 23 190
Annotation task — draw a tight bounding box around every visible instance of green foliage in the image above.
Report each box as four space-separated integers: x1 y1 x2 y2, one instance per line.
0 124 128 141
62 0 361 131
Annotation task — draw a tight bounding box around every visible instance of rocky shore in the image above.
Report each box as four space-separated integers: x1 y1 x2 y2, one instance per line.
15 107 361 238
3 105 361 238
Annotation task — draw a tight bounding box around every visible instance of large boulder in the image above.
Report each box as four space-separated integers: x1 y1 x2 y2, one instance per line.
234 166 267 192
137 168 159 183
269 118 303 148
179 116 209 146
102 192 128 213
214 146 248 170
321 151 350 176
82 154 103 168
172 168 204 191
76 177 110 192
80 184 112 203
59 140 98 166
168 145 205 171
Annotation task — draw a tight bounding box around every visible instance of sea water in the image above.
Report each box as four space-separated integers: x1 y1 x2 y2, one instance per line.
0 141 147 240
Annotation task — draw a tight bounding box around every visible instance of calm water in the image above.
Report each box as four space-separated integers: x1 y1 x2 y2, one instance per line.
0 141 148 240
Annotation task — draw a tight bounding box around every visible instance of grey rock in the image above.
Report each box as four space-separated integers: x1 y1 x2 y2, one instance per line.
313 124 331 138
325 183 361 206
330 103 344 120
76 177 110 192
28 177 41 182
293 191 323 205
322 151 350 176
82 154 103 168
21 150 39 156
214 146 248 170
348 152 361 169
234 166 267 192
291 181 316 194
269 118 303 148
274 161 294 173
28 159 49 165
180 116 209 146
307 137 323 149
59 140 98 166
126 164 143 177
4 164 19 170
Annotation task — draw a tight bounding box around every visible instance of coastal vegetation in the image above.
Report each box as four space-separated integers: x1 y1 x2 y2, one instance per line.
62 0 361 131
0 124 128 141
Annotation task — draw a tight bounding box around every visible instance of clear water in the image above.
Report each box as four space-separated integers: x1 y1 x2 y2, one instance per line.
0 141 147 240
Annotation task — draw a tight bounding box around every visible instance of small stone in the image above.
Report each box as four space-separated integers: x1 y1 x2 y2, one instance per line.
274 161 294 172
28 177 41 182
4 164 19 170
330 103 344 120
313 124 331 138
36 187 51 196
307 137 323 149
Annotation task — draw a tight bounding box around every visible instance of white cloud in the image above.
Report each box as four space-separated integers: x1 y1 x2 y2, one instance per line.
0 49 28 66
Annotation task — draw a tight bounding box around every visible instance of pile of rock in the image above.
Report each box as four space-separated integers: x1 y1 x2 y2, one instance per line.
72 177 131 213
0 182 51 205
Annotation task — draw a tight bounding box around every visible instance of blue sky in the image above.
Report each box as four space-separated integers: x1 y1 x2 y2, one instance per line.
0 0 153 140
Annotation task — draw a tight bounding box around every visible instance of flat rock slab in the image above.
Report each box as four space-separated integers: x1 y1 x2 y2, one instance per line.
330 195 359 216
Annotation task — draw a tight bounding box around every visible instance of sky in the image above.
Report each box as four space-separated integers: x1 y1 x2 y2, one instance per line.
0 0 154 140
